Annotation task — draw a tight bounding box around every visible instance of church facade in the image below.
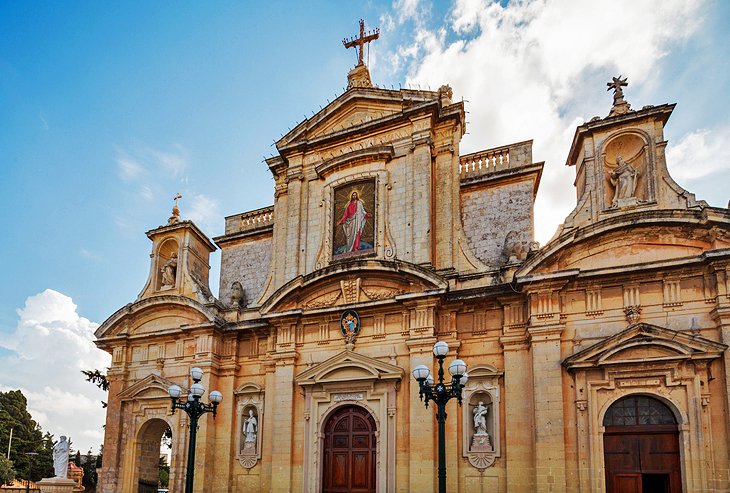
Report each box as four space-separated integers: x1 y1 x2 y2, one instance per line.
95 37 730 493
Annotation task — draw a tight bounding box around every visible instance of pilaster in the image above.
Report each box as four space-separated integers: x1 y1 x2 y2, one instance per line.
269 349 297 492
500 330 534 493
528 323 567 493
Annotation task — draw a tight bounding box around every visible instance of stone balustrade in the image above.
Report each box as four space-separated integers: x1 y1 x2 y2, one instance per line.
225 206 275 235
458 140 533 181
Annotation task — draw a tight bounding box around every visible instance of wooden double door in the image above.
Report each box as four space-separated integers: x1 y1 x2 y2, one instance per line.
604 425 681 493
322 405 377 493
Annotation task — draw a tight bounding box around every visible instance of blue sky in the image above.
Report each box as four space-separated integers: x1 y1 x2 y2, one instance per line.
1 0 728 453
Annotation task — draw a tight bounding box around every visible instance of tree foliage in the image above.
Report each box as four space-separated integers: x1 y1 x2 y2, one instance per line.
0 455 15 486
81 370 109 408
0 390 54 481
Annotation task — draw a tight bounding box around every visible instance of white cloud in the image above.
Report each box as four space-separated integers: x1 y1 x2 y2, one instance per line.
666 126 730 181
150 145 187 177
116 154 145 181
186 193 222 236
0 289 110 454
388 0 706 243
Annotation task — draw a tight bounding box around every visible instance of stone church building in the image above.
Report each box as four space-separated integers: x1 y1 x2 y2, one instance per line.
95 29 730 493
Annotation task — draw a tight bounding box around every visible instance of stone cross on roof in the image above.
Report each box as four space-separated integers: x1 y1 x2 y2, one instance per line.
607 75 631 116
168 192 182 225
342 19 379 66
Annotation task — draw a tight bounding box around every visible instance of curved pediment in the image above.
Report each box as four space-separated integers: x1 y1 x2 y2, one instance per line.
563 323 727 370
95 294 222 340
518 210 730 278
296 350 404 387
260 259 447 315
118 373 182 401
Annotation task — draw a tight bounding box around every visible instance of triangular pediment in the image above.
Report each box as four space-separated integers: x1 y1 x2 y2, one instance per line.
563 323 726 370
276 87 440 150
296 350 404 387
118 373 182 401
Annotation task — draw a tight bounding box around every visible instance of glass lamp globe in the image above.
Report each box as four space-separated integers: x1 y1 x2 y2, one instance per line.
187 392 194 401
209 390 223 404
426 374 434 386
190 382 205 397
168 385 181 399
433 341 449 357
190 367 204 382
459 372 469 385
448 359 467 378
412 365 430 381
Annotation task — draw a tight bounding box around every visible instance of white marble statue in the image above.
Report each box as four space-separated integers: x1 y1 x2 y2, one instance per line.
244 409 258 443
53 436 70 478
473 401 489 436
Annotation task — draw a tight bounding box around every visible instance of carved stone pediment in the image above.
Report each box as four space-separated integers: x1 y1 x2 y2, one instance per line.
95 295 221 340
296 350 403 387
563 323 727 371
260 259 447 314
118 373 182 401
276 89 437 150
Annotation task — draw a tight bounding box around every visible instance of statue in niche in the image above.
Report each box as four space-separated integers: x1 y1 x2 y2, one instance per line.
230 281 245 309
470 401 492 452
242 409 258 453
609 156 639 207
160 254 178 289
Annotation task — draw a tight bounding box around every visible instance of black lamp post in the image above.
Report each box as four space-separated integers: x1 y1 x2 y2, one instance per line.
24 452 37 493
167 367 223 493
412 341 469 493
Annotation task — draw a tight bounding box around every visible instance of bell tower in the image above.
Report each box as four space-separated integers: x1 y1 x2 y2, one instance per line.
562 77 706 232
138 193 217 303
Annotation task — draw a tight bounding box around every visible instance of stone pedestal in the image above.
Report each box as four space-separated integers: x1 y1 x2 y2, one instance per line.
38 477 77 493
470 433 492 452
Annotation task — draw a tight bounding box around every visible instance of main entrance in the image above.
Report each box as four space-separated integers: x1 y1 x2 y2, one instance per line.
603 396 682 493
322 405 377 493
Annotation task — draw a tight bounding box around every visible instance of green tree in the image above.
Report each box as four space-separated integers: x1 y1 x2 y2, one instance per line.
158 455 170 488
81 370 109 408
81 449 98 490
0 456 16 486
0 390 53 481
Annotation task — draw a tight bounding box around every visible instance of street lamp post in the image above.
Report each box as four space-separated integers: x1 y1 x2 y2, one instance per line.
24 452 37 493
167 367 223 493
412 341 468 493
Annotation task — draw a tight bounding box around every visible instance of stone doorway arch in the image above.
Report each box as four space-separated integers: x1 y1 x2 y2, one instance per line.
133 418 171 493
603 395 681 493
322 405 377 493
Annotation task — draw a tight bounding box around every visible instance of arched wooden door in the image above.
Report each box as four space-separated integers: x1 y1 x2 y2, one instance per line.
603 396 682 493
322 405 376 493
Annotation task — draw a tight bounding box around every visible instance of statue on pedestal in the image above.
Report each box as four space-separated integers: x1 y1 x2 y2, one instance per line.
609 156 639 207
52 436 70 478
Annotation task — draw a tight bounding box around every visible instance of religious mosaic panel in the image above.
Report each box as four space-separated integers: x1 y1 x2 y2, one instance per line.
332 179 375 259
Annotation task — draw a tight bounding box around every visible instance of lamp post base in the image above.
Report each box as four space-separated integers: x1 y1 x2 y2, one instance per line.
37 478 77 493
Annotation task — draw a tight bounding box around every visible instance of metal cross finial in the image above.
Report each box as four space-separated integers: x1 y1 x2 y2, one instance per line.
173 192 182 208
342 19 380 66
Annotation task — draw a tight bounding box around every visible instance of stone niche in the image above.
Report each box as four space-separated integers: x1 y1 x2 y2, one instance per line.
602 132 653 209
235 383 264 469
461 364 502 470
156 237 180 291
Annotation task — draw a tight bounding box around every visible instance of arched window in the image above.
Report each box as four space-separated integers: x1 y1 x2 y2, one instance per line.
603 395 676 427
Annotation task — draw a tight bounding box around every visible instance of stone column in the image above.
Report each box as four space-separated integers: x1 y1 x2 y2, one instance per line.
410 129 433 266
270 349 297 492
432 126 458 271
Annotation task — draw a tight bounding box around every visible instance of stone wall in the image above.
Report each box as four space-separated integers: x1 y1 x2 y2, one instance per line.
219 236 272 308
461 179 535 267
